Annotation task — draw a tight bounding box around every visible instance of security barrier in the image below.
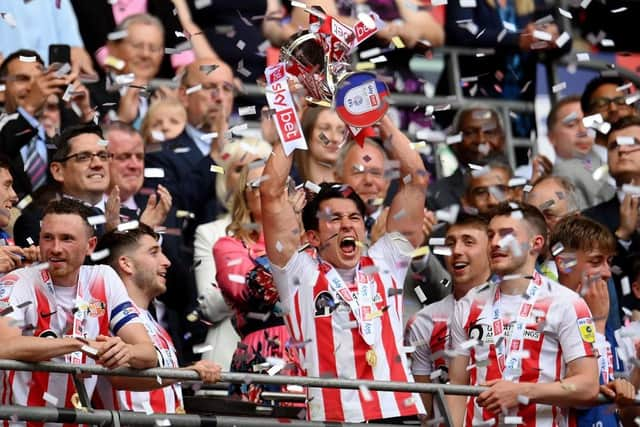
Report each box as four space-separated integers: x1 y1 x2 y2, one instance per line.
0 359 635 427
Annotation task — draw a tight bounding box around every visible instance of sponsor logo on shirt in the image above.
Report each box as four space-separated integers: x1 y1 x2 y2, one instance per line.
577 317 595 343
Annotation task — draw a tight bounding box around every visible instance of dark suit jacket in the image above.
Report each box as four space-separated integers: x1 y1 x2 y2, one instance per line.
0 114 56 199
426 167 464 211
144 131 223 238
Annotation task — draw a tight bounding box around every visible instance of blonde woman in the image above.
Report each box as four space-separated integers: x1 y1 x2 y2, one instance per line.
213 163 302 403
193 137 272 369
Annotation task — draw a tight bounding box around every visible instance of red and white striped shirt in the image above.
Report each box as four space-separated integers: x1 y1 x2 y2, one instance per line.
93 305 183 414
405 293 454 379
0 265 141 427
272 232 425 422
450 275 596 427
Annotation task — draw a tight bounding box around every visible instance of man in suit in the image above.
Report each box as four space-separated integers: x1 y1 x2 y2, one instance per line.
0 49 95 198
13 123 110 246
584 115 640 319
426 105 507 211
144 59 233 235
549 95 615 209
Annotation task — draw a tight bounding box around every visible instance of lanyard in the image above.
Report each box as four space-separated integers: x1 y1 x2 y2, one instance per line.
42 274 87 365
488 272 543 381
321 260 379 346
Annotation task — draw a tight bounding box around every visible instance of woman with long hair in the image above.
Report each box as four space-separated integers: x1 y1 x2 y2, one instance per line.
213 163 303 403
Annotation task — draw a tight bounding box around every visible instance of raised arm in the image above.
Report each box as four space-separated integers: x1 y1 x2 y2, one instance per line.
261 142 300 268
379 116 429 247
392 0 445 48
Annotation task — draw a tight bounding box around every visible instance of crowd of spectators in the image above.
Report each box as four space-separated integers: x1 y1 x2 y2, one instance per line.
0 0 639 425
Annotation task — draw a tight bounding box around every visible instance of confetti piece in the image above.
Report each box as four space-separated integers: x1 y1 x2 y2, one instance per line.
428 237 446 246
192 343 213 354
601 39 615 47
0 13 16 27
81 344 99 356
304 181 321 194
267 362 285 376
359 385 373 401
504 416 523 425
105 56 125 70
622 277 631 296
43 392 58 406
151 130 165 142
622 184 640 196
144 168 165 178
576 52 590 62
430 369 443 380
107 30 128 41
460 0 477 7
391 36 405 49
551 242 564 256
414 286 427 303
533 30 552 41
370 55 388 64
446 133 463 144
435 204 460 224
194 0 212 8
238 106 256 116
555 32 570 48
508 177 527 187
580 0 592 8
433 246 452 256
155 419 171 427
90 249 110 262
186 84 202 95
247 312 271 321
87 215 106 226
117 220 139 232
228 274 245 284
558 7 572 18
17 195 32 210
210 165 224 174
617 136 636 146
461 339 478 350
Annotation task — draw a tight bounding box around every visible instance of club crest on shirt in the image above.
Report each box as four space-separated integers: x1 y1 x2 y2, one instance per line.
577 317 595 343
88 300 106 317
314 291 336 317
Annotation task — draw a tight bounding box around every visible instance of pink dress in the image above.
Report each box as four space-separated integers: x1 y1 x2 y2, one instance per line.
213 234 301 404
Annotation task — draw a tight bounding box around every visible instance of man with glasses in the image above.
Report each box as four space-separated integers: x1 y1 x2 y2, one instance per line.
89 13 168 126
426 105 509 211
463 160 516 215
0 49 96 198
584 115 640 322
13 124 112 246
581 76 636 127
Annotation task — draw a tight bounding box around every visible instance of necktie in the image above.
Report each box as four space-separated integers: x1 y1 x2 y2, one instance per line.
24 136 47 191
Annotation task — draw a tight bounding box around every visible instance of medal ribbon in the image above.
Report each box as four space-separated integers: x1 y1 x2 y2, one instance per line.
321 261 379 346
488 272 543 380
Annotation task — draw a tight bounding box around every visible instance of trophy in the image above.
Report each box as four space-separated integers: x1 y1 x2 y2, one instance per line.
279 7 390 130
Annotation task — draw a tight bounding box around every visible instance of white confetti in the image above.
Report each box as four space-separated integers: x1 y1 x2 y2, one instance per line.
504 416 523 425
622 276 631 296
194 0 212 8
210 165 224 174
26 237 34 246
90 248 110 262
533 30 552 41
460 339 478 350
551 242 564 256
446 133 463 145
238 106 256 116
359 385 373 401
201 132 218 141
430 369 443 380
186 84 202 95
117 220 140 232
43 392 58 406
617 136 636 146
155 419 171 427
81 344 99 356
192 343 213 354
428 237 446 246
558 7 572 18
144 168 165 178
151 130 165 142
576 52 590 62
228 274 245 284
61 84 74 102
414 286 427 303
17 195 32 210
555 32 570 48
107 30 128 41
601 39 615 47
0 13 16 27
87 215 106 226
508 177 527 187
460 0 477 7
19 55 36 63
433 246 452 256
304 181 321 194
580 0 592 8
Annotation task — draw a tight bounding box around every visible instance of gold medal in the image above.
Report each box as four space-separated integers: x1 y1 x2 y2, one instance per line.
365 347 377 367
175 406 186 414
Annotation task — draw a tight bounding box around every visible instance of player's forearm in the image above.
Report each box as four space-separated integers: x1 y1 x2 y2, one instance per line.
379 117 427 180
127 343 158 369
527 374 600 407
446 395 467 427
0 336 83 362
262 142 292 198
629 367 640 389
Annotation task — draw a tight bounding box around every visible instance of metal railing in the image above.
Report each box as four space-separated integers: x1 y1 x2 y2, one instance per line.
0 359 636 427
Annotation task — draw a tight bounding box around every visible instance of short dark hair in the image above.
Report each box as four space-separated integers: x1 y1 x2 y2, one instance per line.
302 183 367 232
96 223 159 271
580 75 627 114
550 215 616 257
448 212 489 232
0 153 13 174
489 201 548 241
0 49 44 81
42 198 95 236
51 123 104 162
547 95 582 131
608 114 640 136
